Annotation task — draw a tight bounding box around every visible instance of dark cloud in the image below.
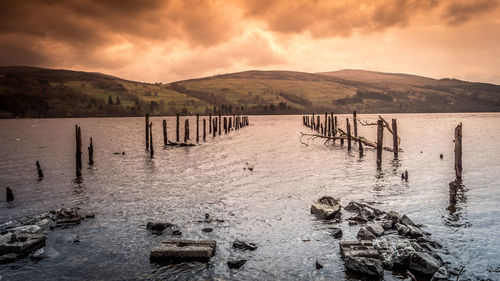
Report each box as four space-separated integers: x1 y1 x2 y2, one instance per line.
443 0 500 25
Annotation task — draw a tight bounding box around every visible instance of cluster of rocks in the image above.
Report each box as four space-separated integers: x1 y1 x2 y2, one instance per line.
311 197 451 280
0 207 94 264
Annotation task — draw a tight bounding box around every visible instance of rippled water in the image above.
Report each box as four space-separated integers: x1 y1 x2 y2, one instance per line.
0 114 499 280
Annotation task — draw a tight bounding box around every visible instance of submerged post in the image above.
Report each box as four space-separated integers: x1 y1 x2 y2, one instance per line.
224 117 227 134
376 120 384 168
392 119 398 159
334 116 338 144
324 112 327 136
149 122 154 156
358 139 363 157
218 113 222 135
163 119 168 146
353 111 358 138
6 187 14 202
209 113 212 133
75 125 82 177
88 137 94 166
347 118 351 151
176 113 180 142
145 114 149 151
213 118 216 137
203 118 206 141
454 123 463 180
36 161 44 178
184 119 189 142
196 114 200 143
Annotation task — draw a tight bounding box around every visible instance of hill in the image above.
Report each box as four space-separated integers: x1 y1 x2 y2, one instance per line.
1 66 499 118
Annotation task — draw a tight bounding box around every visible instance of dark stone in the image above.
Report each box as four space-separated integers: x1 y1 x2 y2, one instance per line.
310 196 341 220
0 234 45 256
340 241 380 260
331 227 343 239
146 222 176 235
233 240 257 251
0 253 20 264
408 252 441 276
202 228 213 233
384 211 402 225
345 256 384 277
366 223 384 237
150 239 216 263
401 215 416 227
316 260 323 269
431 266 449 281
345 201 385 221
6 187 14 202
357 227 376 240
172 230 182 236
228 259 247 269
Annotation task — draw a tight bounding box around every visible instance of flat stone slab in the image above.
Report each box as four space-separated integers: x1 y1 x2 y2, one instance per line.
0 233 46 256
150 239 216 263
339 240 380 260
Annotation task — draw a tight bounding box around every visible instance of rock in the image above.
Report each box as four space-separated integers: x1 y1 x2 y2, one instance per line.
366 223 384 237
340 241 380 260
85 213 95 219
431 266 449 281
380 219 394 230
357 227 376 240
408 252 441 276
36 219 51 230
228 259 247 269
401 215 416 227
0 233 45 256
331 227 343 239
8 225 41 235
406 225 424 238
374 239 396 269
345 201 385 221
172 230 182 236
146 222 176 235
0 253 20 264
316 260 323 269
396 223 410 236
6 187 14 202
202 228 213 233
345 256 384 277
149 239 216 263
51 208 83 226
310 196 341 220
0 233 12 246
347 214 368 224
384 211 402 225
232 240 257 251
394 240 416 268
30 248 45 260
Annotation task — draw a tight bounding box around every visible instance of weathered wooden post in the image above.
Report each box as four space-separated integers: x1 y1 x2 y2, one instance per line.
455 123 463 180
316 116 320 131
213 118 216 137
176 113 180 142
229 117 232 131
353 111 358 138
36 161 44 178
196 114 200 143
346 118 351 151
330 112 334 136
334 116 338 144
149 122 154 156
209 113 212 133
75 125 82 177
88 138 94 166
324 112 327 136
145 114 149 151
358 139 363 157
203 118 206 141
184 119 189 142
163 119 168 146
392 119 398 158
6 187 14 202
320 124 323 135
449 180 458 204
224 117 227 134
376 120 384 168
218 113 222 135
327 116 331 137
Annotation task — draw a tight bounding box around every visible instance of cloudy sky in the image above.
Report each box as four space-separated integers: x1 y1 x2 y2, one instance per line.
1 0 499 84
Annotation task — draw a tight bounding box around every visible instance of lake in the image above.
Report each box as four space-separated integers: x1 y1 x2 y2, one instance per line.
1 113 499 280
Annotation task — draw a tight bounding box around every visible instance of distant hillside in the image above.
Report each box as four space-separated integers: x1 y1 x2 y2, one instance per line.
1 66 500 118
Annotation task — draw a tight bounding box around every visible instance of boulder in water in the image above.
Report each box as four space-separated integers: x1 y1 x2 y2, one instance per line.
310 196 341 220
344 256 384 277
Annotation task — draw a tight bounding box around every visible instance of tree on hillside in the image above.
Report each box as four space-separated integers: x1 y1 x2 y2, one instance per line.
108 95 113 105
116 96 121 105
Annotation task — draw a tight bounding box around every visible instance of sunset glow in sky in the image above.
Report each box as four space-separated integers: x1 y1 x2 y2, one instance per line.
1 0 499 83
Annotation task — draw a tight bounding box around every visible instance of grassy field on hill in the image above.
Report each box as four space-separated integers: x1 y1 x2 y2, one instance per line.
1 66 499 118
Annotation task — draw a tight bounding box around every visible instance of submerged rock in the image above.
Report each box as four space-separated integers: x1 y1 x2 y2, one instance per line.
0 233 46 257
331 227 343 239
340 240 380 260
408 252 441 276
401 215 416 227
310 196 341 220
8 225 41 235
345 201 385 221
431 266 449 281
232 240 257 251
366 223 385 237
316 260 323 269
357 227 376 240
228 259 247 269
0 233 13 245
345 256 384 277
202 228 213 233
374 239 396 269
150 239 216 263
146 222 177 235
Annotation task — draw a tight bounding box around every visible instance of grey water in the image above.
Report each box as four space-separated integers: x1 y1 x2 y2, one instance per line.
0 114 499 280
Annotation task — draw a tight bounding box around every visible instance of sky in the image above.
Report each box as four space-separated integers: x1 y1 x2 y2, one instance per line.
1 0 499 84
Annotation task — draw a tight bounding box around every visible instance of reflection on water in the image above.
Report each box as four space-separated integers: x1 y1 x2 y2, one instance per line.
0 113 500 280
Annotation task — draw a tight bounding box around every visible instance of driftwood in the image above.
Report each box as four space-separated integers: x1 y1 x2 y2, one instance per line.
357 116 401 146
300 132 394 152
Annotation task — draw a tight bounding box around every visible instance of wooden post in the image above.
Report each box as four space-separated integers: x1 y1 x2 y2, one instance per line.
455 123 463 180
145 114 149 151
213 118 216 137
320 124 323 135
358 139 363 157
330 112 334 136
218 113 222 135
209 113 212 133
176 113 180 142
316 116 320 131
6 187 14 202
449 180 458 204
36 161 44 178
334 116 338 144
229 117 232 131
203 118 206 141
347 118 351 151
392 119 398 158
163 119 167 146
376 120 384 168
196 114 200 143
149 122 154 156
224 117 227 134
88 137 94 166
184 119 189 142
353 111 358 138
75 125 82 177
327 116 331 137
324 112 327 136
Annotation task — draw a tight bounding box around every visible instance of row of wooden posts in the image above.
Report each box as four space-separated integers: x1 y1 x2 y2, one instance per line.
301 111 399 168
145 113 249 157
